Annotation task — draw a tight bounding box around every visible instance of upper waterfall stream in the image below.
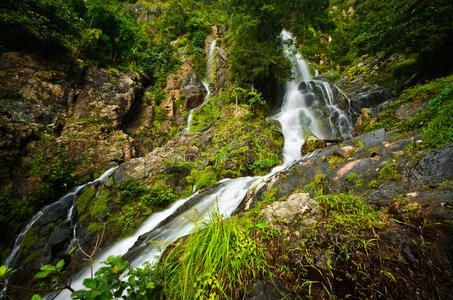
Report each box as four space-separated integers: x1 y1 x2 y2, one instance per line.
181 39 217 135
43 31 352 299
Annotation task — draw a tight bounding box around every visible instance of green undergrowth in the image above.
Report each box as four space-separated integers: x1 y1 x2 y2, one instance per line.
66 210 279 299
159 211 277 299
26 190 436 299
272 193 390 298
76 178 180 237
362 74 453 148
185 90 283 190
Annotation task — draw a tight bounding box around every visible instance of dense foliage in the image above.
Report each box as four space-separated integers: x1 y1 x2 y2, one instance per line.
1 0 452 298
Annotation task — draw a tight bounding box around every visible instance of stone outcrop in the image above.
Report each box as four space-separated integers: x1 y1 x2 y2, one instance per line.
0 52 77 189
261 192 319 226
336 74 392 117
301 135 327 154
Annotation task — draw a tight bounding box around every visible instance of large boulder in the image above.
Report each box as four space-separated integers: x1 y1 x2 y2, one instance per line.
261 193 319 224
336 75 392 116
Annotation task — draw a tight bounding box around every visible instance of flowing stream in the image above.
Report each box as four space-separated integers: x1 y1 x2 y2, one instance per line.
39 31 351 299
181 40 217 134
1 167 117 298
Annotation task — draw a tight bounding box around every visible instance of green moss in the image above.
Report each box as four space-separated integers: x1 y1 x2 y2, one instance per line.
190 101 221 133
345 172 358 183
378 161 400 183
249 153 281 175
262 188 279 205
21 227 39 250
327 155 345 171
25 249 40 263
355 178 366 189
422 85 453 148
90 188 110 217
369 179 379 189
87 222 104 233
108 67 120 77
187 167 218 190
76 187 96 215
363 74 453 139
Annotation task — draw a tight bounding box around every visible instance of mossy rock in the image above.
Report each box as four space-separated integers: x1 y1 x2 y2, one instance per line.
76 186 96 215
301 135 327 154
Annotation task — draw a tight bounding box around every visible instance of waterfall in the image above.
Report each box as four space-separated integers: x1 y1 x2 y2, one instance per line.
2 167 117 270
273 30 352 165
50 31 352 299
206 39 217 83
181 40 216 135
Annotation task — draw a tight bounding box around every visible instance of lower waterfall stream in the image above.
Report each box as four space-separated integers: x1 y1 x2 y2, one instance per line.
39 30 352 299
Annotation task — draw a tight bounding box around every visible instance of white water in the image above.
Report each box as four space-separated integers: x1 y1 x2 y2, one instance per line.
3 167 117 270
48 31 352 299
206 39 217 83
273 31 352 165
181 40 216 134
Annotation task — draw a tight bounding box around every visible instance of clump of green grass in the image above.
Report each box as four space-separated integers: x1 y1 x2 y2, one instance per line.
305 174 328 196
345 172 358 183
161 211 274 299
378 161 400 182
327 155 345 171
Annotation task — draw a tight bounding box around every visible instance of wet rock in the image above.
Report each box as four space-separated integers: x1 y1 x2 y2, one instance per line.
415 144 453 180
336 145 356 158
396 99 429 120
182 85 206 110
301 135 327 154
48 224 71 246
213 46 230 90
355 85 390 109
352 108 373 136
337 75 391 110
352 128 386 146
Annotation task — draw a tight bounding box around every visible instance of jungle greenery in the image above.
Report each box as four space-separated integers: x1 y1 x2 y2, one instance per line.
0 0 452 298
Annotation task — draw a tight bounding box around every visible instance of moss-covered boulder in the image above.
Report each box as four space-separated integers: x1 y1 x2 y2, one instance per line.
301 135 327 154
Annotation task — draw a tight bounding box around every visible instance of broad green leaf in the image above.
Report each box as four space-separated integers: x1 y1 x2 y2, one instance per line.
31 294 42 300
83 278 98 289
0 265 6 277
34 271 51 279
40 265 55 272
55 260 65 271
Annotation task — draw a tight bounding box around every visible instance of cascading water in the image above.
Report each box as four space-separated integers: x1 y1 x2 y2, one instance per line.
50 31 352 299
1 167 117 298
206 39 217 83
273 30 352 165
181 40 216 135
3 167 117 270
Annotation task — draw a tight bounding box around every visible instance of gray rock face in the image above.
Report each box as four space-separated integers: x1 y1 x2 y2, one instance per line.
337 75 391 115
71 68 141 129
352 128 386 146
416 144 453 179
